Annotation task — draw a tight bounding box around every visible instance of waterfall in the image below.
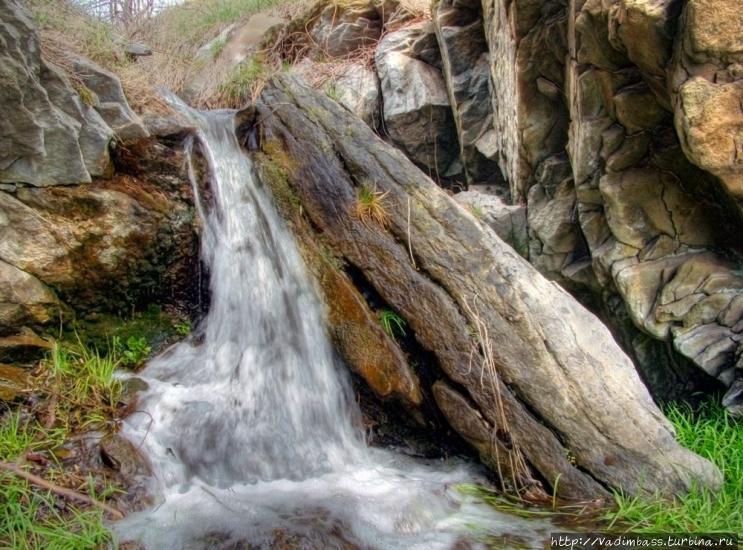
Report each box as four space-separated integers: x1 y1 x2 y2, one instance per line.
115 107 550 548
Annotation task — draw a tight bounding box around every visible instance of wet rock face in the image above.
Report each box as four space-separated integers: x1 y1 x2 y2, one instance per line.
478 0 743 411
254 74 722 499
0 124 201 336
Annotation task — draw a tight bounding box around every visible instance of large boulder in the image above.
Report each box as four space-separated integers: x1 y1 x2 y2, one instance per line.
0 128 200 336
375 23 460 178
253 74 722 499
0 0 114 186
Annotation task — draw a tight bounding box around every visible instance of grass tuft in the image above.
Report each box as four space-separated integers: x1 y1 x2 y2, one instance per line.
378 309 406 339
354 182 391 229
216 57 269 107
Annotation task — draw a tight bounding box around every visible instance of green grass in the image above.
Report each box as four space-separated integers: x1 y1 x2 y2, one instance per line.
210 35 229 58
218 57 267 106
0 475 112 550
459 400 742 536
469 204 484 219
0 412 40 462
0 411 113 548
325 81 341 102
379 309 406 339
604 402 742 534
45 340 124 427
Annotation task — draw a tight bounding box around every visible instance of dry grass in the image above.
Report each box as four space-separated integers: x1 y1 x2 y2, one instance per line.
29 0 173 115
463 296 534 496
354 182 391 229
263 0 431 91
27 0 432 112
127 0 301 106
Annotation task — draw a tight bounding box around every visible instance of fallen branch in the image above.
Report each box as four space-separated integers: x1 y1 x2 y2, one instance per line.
0 461 124 520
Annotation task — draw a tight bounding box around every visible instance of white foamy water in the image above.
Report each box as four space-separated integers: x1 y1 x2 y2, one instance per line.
115 106 551 549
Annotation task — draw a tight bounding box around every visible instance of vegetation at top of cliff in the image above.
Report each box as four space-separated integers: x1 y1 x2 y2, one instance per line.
28 0 169 114
605 401 742 534
27 0 298 112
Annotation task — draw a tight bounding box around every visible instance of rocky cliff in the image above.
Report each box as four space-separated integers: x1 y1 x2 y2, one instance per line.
264 0 742 414
0 0 200 355
0 0 740 501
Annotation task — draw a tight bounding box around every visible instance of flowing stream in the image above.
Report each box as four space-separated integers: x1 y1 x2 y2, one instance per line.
115 107 551 548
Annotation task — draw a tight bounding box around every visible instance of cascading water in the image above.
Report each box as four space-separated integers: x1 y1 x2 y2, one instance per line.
116 105 551 548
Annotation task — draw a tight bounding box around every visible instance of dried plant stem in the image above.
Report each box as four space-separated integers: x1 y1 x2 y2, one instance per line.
0 461 124 520
463 295 531 494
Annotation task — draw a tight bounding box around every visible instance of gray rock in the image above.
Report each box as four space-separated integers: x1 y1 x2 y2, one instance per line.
433 0 502 186
69 55 149 141
375 24 459 176
0 0 113 185
332 63 381 129
256 74 722 498
722 379 743 417
454 191 526 255
144 115 195 138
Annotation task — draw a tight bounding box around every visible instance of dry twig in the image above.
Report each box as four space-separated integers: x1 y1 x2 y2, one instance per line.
0 461 124 520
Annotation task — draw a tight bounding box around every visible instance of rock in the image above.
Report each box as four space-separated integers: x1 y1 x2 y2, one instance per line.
0 364 29 401
613 0 682 105
433 0 503 186
0 260 65 330
255 74 722 498
0 328 54 363
111 31 152 58
331 63 381 129
69 55 149 141
143 115 195 138
0 134 200 331
123 42 152 58
100 434 150 477
481 0 570 201
670 0 743 212
0 0 113 185
375 24 459 177
294 218 423 410
674 78 743 200
722 379 743 417
309 2 383 56
454 191 527 255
